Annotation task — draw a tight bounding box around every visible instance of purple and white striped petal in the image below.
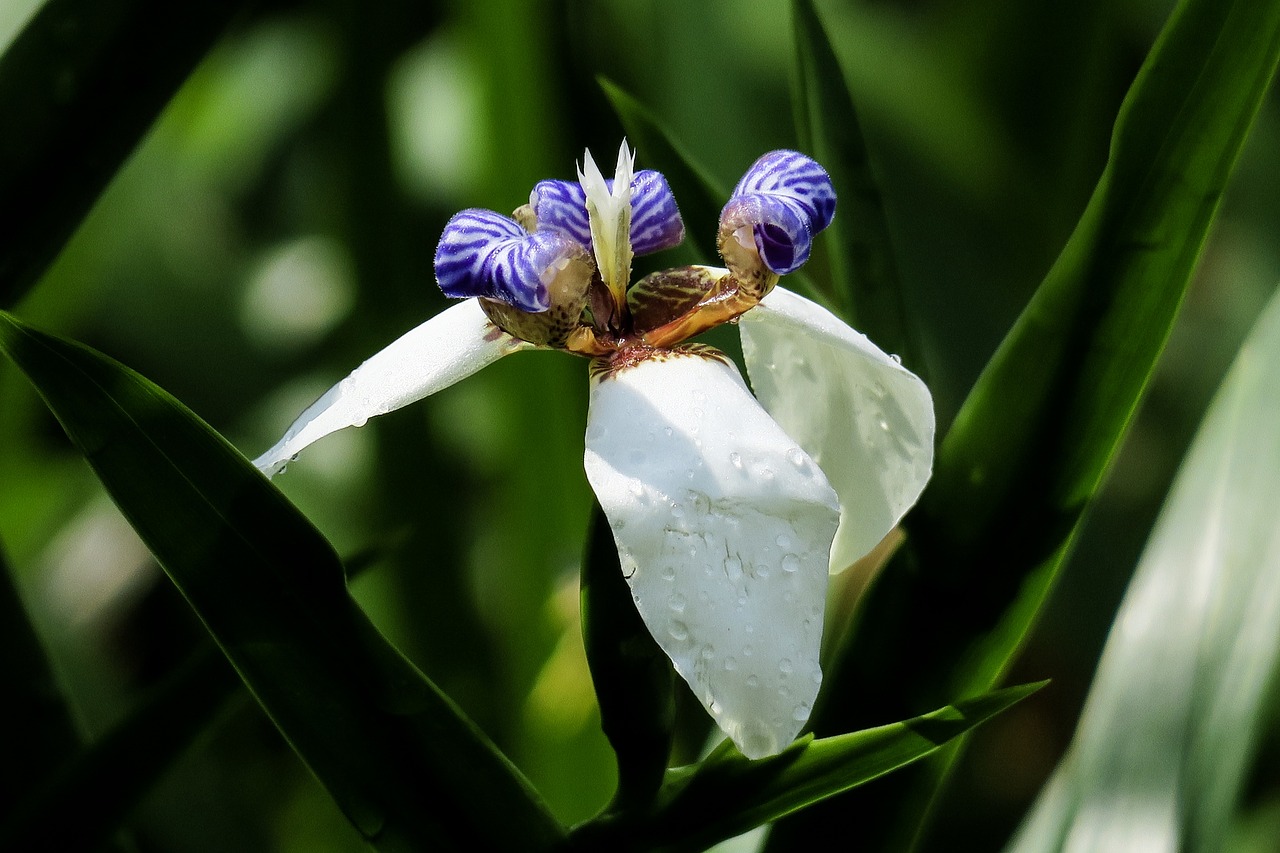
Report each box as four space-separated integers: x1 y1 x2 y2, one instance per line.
721 151 836 275
434 209 581 313
628 170 684 255
531 171 684 256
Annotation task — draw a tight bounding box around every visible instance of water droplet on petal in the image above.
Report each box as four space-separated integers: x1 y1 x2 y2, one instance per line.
775 533 792 549
779 658 794 674
746 674 760 687
781 554 800 573
700 645 715 660
756 563 771 579
663 426 674 437
668 593 687 613
724 657 738 671
661 565 676 581
743 644 753 657
786 447 807 468
793 703 812 721
729 451 743 469
628 480 644 497
668 621 689 641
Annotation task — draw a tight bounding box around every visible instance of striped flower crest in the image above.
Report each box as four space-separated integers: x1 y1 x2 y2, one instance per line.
254 142 935 761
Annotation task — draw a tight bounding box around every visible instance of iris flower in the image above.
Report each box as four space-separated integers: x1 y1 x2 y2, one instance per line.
254 143 933 759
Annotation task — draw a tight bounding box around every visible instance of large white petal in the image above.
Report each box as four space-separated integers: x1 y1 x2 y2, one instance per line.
583 349 840 759
254 298 528 475
739 286 934 573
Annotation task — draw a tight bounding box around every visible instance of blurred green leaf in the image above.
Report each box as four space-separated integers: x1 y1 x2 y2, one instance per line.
0 0 252 308
0 310 564 852
572 682 1043 852
599 76 726 266
778 0 1280 847
1007 285 1280 853
0 646 239 851
580 502 675 810
0 538 83 823
791 0 920 371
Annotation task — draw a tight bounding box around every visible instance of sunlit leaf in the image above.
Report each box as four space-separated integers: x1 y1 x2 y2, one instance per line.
0 0 250 308
1007 285 1280 853
573 682 1043 852
0 310 565 852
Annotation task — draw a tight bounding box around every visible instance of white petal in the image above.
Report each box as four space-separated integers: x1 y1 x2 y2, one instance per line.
254 298 527 475
740 286 935 572
583 349 840 759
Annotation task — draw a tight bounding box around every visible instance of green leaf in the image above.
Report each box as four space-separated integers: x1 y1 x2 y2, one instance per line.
0 310 564 852
599 76 726 266
0 646 240 851
776 0 1280 847
571 682 1043 853
0 538 83 822
0 0 250 308
1007 285 1280 853
580 502 676 809
791 0 921 371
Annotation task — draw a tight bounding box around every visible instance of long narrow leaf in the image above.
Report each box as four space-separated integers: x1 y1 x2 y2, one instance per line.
1007 285 1280 853
0 310 564 852
572 682 1043 852
781 0 1280 847
791 0 920 369
0 0 250 308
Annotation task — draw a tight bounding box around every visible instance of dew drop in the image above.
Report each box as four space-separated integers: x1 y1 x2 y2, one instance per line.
890 353 902 364
756 563 771 579
781 554 800 573
700 644 716 660
724 556 743 581
779 658 794 674
786 447 807 468
352 416 368 427
778 685 791 698
729 451 744 469
775 533 792 549
668 593 687 613
663 426 674 437
878 418 890 431
661 565 676 581
743 645 754 657
668 621 689 641
760 466 775 480
744 623 755 635
628 480 645 497
724 657 738 671
793 703 812 721
746 674 760 688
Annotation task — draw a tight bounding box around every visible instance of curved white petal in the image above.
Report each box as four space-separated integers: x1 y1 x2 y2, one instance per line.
740 286 935 573
584 350 840 759
254 298 528 476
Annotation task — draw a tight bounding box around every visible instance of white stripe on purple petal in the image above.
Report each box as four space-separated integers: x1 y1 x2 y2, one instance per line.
434 209 576 312
532 171 683 257
723 151 836 275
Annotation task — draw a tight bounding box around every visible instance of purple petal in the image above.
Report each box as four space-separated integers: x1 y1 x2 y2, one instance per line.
531 170 683 256
434 209 578 312
723 151 835 275
629 170 684 254
531 179 592 248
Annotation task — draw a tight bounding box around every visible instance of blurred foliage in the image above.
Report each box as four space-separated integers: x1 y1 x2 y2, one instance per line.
0 0 1278 850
